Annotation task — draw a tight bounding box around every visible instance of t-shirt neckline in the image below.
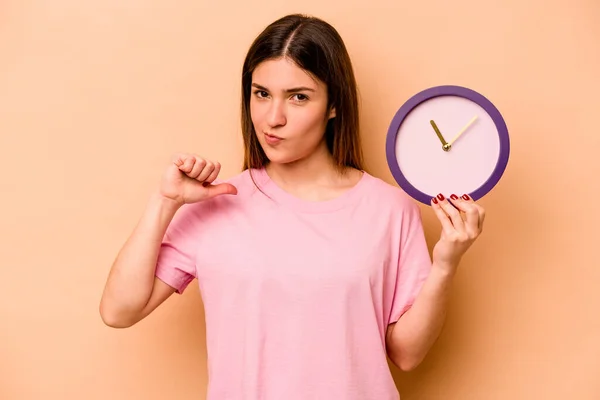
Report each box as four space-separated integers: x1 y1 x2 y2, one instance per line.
250 167 373 214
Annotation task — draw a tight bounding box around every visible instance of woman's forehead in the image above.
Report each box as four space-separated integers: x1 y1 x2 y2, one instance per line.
252 58 323 91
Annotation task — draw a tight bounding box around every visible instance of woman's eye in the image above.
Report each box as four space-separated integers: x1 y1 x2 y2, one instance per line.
293 94 308 101
254 90 268 98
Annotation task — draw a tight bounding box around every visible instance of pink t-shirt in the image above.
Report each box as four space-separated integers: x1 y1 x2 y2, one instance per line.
155 167 432 400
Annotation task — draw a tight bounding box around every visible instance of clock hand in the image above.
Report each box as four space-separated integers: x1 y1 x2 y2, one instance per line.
448 116 478 147
430 120 449 148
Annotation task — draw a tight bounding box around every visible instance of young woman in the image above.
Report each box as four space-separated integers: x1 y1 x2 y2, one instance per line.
100 13 485 400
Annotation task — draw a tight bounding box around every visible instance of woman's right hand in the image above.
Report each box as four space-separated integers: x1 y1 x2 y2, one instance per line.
159 153 238 206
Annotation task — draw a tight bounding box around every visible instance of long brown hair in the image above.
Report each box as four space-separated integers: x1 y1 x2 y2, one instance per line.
240 14 364 172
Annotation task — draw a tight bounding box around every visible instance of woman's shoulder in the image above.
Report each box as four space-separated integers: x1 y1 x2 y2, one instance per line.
360 171 419 211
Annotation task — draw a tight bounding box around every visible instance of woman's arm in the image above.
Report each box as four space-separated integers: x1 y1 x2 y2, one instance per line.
385 264 454 371
99 193 180 328
386 193 485 371
99 155 235 328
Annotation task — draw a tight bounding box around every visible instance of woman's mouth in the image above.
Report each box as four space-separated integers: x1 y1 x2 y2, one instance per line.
264 132 283 145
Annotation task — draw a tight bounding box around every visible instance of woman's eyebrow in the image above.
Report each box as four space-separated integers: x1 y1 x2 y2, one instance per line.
252 83 316 93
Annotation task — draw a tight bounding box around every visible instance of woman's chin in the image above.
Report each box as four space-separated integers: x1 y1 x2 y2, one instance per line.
263 152 304 166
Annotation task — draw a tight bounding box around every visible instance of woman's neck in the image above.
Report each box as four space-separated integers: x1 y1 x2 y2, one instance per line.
264 143 362 202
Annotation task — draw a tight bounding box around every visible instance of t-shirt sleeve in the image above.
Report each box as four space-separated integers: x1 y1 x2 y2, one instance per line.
388 200 432 324
155 202 206 294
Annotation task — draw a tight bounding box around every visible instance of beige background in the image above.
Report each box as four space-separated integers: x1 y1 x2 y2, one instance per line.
1 0 598 399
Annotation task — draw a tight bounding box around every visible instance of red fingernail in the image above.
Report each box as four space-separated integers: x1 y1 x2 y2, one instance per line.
462 194 470 200
437 193 445 201
450 194 459 200
432 197 438 204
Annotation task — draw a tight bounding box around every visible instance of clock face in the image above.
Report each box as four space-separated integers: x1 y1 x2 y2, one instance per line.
385 85 510 205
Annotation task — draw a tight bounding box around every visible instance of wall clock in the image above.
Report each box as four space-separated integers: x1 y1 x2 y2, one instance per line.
385 85 510 205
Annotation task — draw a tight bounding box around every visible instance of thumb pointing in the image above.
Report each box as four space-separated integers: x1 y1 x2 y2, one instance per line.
206 182 238 198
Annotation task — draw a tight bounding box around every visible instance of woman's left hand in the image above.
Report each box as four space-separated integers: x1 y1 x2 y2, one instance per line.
430 193 486 274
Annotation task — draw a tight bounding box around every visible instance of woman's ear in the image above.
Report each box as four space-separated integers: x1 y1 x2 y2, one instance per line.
328 107 336 119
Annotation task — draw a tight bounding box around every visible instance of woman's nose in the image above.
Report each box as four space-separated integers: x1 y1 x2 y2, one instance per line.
267 100 286 128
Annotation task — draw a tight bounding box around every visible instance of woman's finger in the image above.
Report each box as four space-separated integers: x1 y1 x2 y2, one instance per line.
197 159 215 182
187 157 206 179
172 153 187 167
431 195 455 234
205 162 221 184
460 194 486 232
449 194 480 235
179 155 196 174
436 194 466 233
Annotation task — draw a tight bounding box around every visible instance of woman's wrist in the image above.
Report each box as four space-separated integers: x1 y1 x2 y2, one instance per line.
430 260 459 280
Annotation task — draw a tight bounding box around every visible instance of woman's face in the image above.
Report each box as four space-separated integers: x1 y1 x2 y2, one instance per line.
250 57 336 165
